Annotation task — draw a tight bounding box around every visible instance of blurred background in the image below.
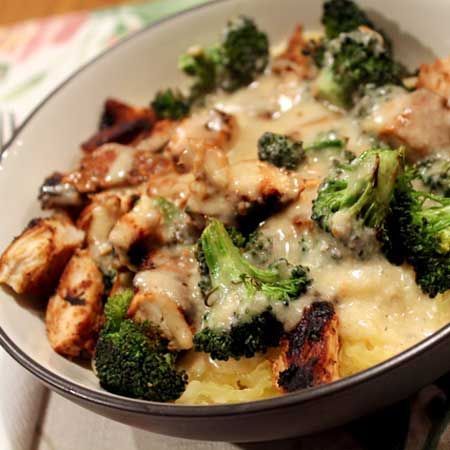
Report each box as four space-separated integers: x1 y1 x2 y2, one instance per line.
1 0 131 25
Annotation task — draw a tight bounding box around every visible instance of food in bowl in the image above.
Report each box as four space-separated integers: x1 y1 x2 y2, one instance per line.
1 0 450 405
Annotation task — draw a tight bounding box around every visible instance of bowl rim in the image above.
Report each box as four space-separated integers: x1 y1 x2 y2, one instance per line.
1 0 450 418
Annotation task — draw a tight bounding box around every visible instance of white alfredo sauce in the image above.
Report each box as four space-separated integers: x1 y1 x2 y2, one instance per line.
198 69 450 374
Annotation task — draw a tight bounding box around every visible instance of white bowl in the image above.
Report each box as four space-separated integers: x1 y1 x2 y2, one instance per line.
1 0 450 442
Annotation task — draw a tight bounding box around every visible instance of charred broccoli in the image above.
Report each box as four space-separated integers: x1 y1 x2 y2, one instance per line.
194 219 311 360
180 16 269 102
312 148 403 253
382 172 450 297
257 132 304 170
94 290 187 402
416 157 450 198
151 88 190 120
315 29 404 108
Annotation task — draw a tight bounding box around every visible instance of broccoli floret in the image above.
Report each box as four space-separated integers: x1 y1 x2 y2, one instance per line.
193 219 311 360
197 226 247 297
179 48 219 102
195 239 212 297
322 0 375 40
151 88 190 120
382 172 450 297
244 230 273 266
103 289 133 332
305 38 327 68
220 16 269 91
416 157 450 197
226 226 247 248
180 16 269 102
312 148 403 253
315 30 405 108
322 0 392 52
94 290 187 402
194 311 283 360
257 132 304 170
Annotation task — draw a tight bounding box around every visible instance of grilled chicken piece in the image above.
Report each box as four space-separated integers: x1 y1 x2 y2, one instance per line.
39 172 84 210
128 292 193 351
0 215 84 295
46 250 104 357
187 157 302 224
229 160 302 211
147 171 195 206
363 88 450 162
130 247 197 350
70 144 173 193
39 144 173 208
418 56 450 102
273 25 316 79
109 194 195 268
165 109 238 172
273 301 339 392
77 193 135 271
135 119 179 153
109 195 162 267
81 98 156 152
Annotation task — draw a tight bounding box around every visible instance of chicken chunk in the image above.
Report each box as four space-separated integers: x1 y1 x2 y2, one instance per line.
0 215 84 295
186 157 302 224
109 195 162 268
135 119 178 153
71 144 173 193
77 193 134 272
109 194 196 268
81 98 156 152
130 247 197 350
165 109 238 172
147 171 195 206
272 25 316 79
418 56 450 102
39 144 173 209
229 160 302 211
273 301 339 392
363 88 450 161
39 172 84 210
128 292 193 351
46 250 104 357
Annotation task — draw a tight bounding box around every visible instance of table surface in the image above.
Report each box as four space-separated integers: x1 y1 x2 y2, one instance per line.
35 391 359 450
0 0 132 25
